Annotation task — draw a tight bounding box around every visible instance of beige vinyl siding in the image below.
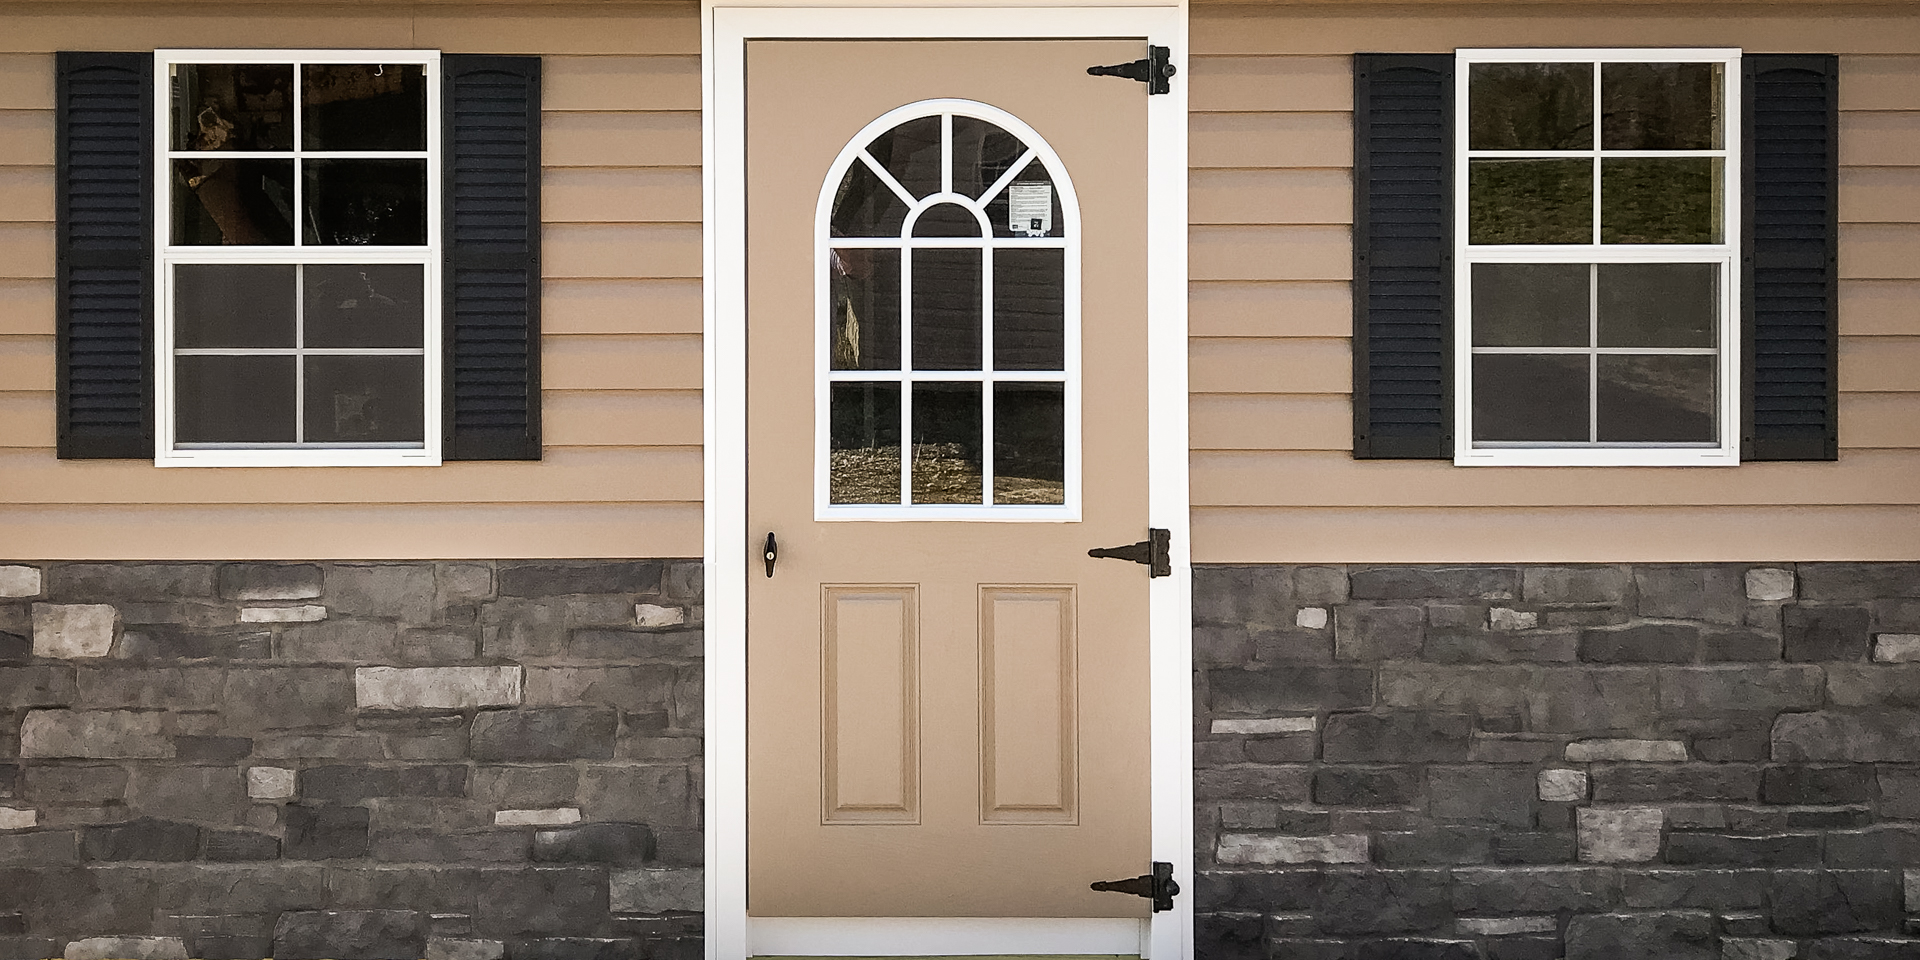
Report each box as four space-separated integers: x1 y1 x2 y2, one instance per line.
0 4 705 560
1188 6 1920 563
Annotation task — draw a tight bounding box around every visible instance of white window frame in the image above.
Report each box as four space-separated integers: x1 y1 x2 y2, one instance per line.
153 49 443 468
1453 47 1742 468
814 98 1083 522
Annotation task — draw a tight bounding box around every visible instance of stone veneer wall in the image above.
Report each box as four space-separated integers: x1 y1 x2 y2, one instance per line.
1194 563 1920 960
0 560 703 960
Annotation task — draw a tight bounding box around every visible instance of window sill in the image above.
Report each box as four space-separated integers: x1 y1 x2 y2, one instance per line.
155 449 442 468
1453 446 1739 468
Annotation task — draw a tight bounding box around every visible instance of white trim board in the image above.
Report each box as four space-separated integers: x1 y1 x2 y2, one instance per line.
750 918 1147 957
702 5 1191 960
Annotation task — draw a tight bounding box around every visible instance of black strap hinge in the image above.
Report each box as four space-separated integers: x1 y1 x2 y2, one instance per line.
1090 861 1180 912
1088 528 1171 578
1088 45 1175 95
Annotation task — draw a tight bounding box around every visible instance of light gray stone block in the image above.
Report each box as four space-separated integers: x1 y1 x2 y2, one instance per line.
1216 833 1369 864
1295 607 1328 630
0 566 41 598
494 808 581 827
1876 635 1920 663
240 605 327 623
1906 868 1920 911
1490 608 1539 631
1539 768 1589 802
1578 806 1664 863
1211 717 1316 735
1567 738 1688 762
20 710 170 758
612 867 705 914
1457 916 1556 936
356 666 523 710
64 937 190 960
634 603 686 628
248 766 296 800
32 604 117 658
1722 939 1795 960
1746 569 1796 602
426 939 505 960
0 807 35 830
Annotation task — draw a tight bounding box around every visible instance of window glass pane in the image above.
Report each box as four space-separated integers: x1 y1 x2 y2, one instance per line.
910 249 982 370
1468 62 1593 150
993 249 1066 370
1597 354 1716 442
175 355 297 443
1597 263 1717 348
830 383 902 504
985 160 1063 239
912 203 983 237
993 383 1064 505
172 159 296 245
302 64 428 152
1469 159 1592 245
171 63 294 152
1471 263 1590 347
867 115 942 200
952 116 1027 199
303 355 425 444
303 264 426 349
1602 62 1722 151
830 159 909 237
303 159 429 245
1601 158 1721 244
911 382 983 505
830 248 901 371
1473 354 1589 442
174 264 296 348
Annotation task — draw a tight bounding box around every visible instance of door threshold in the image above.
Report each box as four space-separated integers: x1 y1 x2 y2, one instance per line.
748 918 1147 957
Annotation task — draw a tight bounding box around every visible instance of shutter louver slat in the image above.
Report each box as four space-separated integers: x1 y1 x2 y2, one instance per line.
443 55 542 461
1743 54 1839 462
57 53 153 459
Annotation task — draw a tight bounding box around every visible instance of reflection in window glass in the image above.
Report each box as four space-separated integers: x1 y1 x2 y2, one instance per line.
1473 354 1589 443
994 383 1065 505
302 64 428 151
1597 355 1716 442
1471 263 1589 348
172 159 296 246
175 355 298 444
830 249 901 371
830 383 902 504
994 249 1066 370
951 116 1027 199
910 249 983 370
174 264 297 349
303 264 427 349
1601 158 1721 244
304 355 426 443
1597 264 1717 348
1469 62 1593 150
303 159 430 246
911 382 983 505
171 63 294 152
1602 62 1722 151
867 115 942 199
830 161 909 237
1469 159 1592 245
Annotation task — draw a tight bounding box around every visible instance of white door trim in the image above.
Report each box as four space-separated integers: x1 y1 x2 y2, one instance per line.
702 5 1191 958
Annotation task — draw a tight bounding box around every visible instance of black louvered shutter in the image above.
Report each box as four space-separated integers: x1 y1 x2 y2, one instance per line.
56 52 153 459
443 55 542 461
1352 54 1453 459
1744 54 1839 461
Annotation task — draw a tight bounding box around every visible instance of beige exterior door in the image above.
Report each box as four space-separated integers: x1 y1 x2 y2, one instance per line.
745 39 1153 919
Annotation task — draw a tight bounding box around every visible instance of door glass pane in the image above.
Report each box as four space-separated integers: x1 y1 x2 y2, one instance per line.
1468 159 1592 245
911 382 983 505
171 63 294 152
302 63 428 152
1471 263 1589 347
174 264 296 349
911 249 982 370
1597 355 1715 442
830 160 910 237
172 159 296 245
994 383 1064 505
866 115 942 200
830 383 902 504
985 160 1063 239
1473 354 1589 442
303 159 429 245
1602 62 1722 151
303 264 427 349
304 356 426 444
1601 158 1721 244
830 248 901 371
993 249 1065 370
175 355 297 443
1597 263 1717 348
1469 62 1594 150
912 203 982 237
951 116 1027 199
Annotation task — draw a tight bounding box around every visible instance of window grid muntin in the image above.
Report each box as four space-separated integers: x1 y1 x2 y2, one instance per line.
817 102 1081 519
1455 48 1740 466
154 50 441 467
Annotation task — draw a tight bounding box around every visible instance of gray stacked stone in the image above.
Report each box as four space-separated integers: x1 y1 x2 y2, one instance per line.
0 560 703 960
1196 563 1920 960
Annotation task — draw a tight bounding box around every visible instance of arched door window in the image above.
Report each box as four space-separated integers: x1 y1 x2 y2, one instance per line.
817 100 1080 518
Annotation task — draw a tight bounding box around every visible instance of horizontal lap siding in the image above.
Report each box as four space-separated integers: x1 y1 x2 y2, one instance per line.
0 7 704 559
1188 10 1920 562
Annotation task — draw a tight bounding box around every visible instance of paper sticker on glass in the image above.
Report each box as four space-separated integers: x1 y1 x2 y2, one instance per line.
824 106 1073 510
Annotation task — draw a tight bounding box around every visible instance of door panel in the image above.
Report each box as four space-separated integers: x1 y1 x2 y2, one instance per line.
747 39 1150 919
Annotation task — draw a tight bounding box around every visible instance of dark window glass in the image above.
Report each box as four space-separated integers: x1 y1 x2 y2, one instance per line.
303 356 426 443
172 159 296 245
303 159 429 245
911 249 982 370
1473 354 1589 442
1597 263 1717 348
1469 159 1593 244
951 116 1027 199
867 115 942 200
1601 158 1720 244
830 160 909 237
1471 263 1590 347
171 63 294 152
301 63 428 152
985 160 1064 239
175 355 297 443
830 248 901 371
993 249 1065 370
911 203 982 237
1469 62 1593 150
1597 354 1715 442
993 383 1064 505
303 264 427 349
1602 62 1722 151
911 382 982 505
830 382 902 504
174 264 296 348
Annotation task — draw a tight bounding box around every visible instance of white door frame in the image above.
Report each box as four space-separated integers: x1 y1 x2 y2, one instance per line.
702 5 1191 957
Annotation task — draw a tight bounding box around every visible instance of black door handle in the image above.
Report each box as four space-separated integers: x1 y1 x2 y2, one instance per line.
763 532 777 578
